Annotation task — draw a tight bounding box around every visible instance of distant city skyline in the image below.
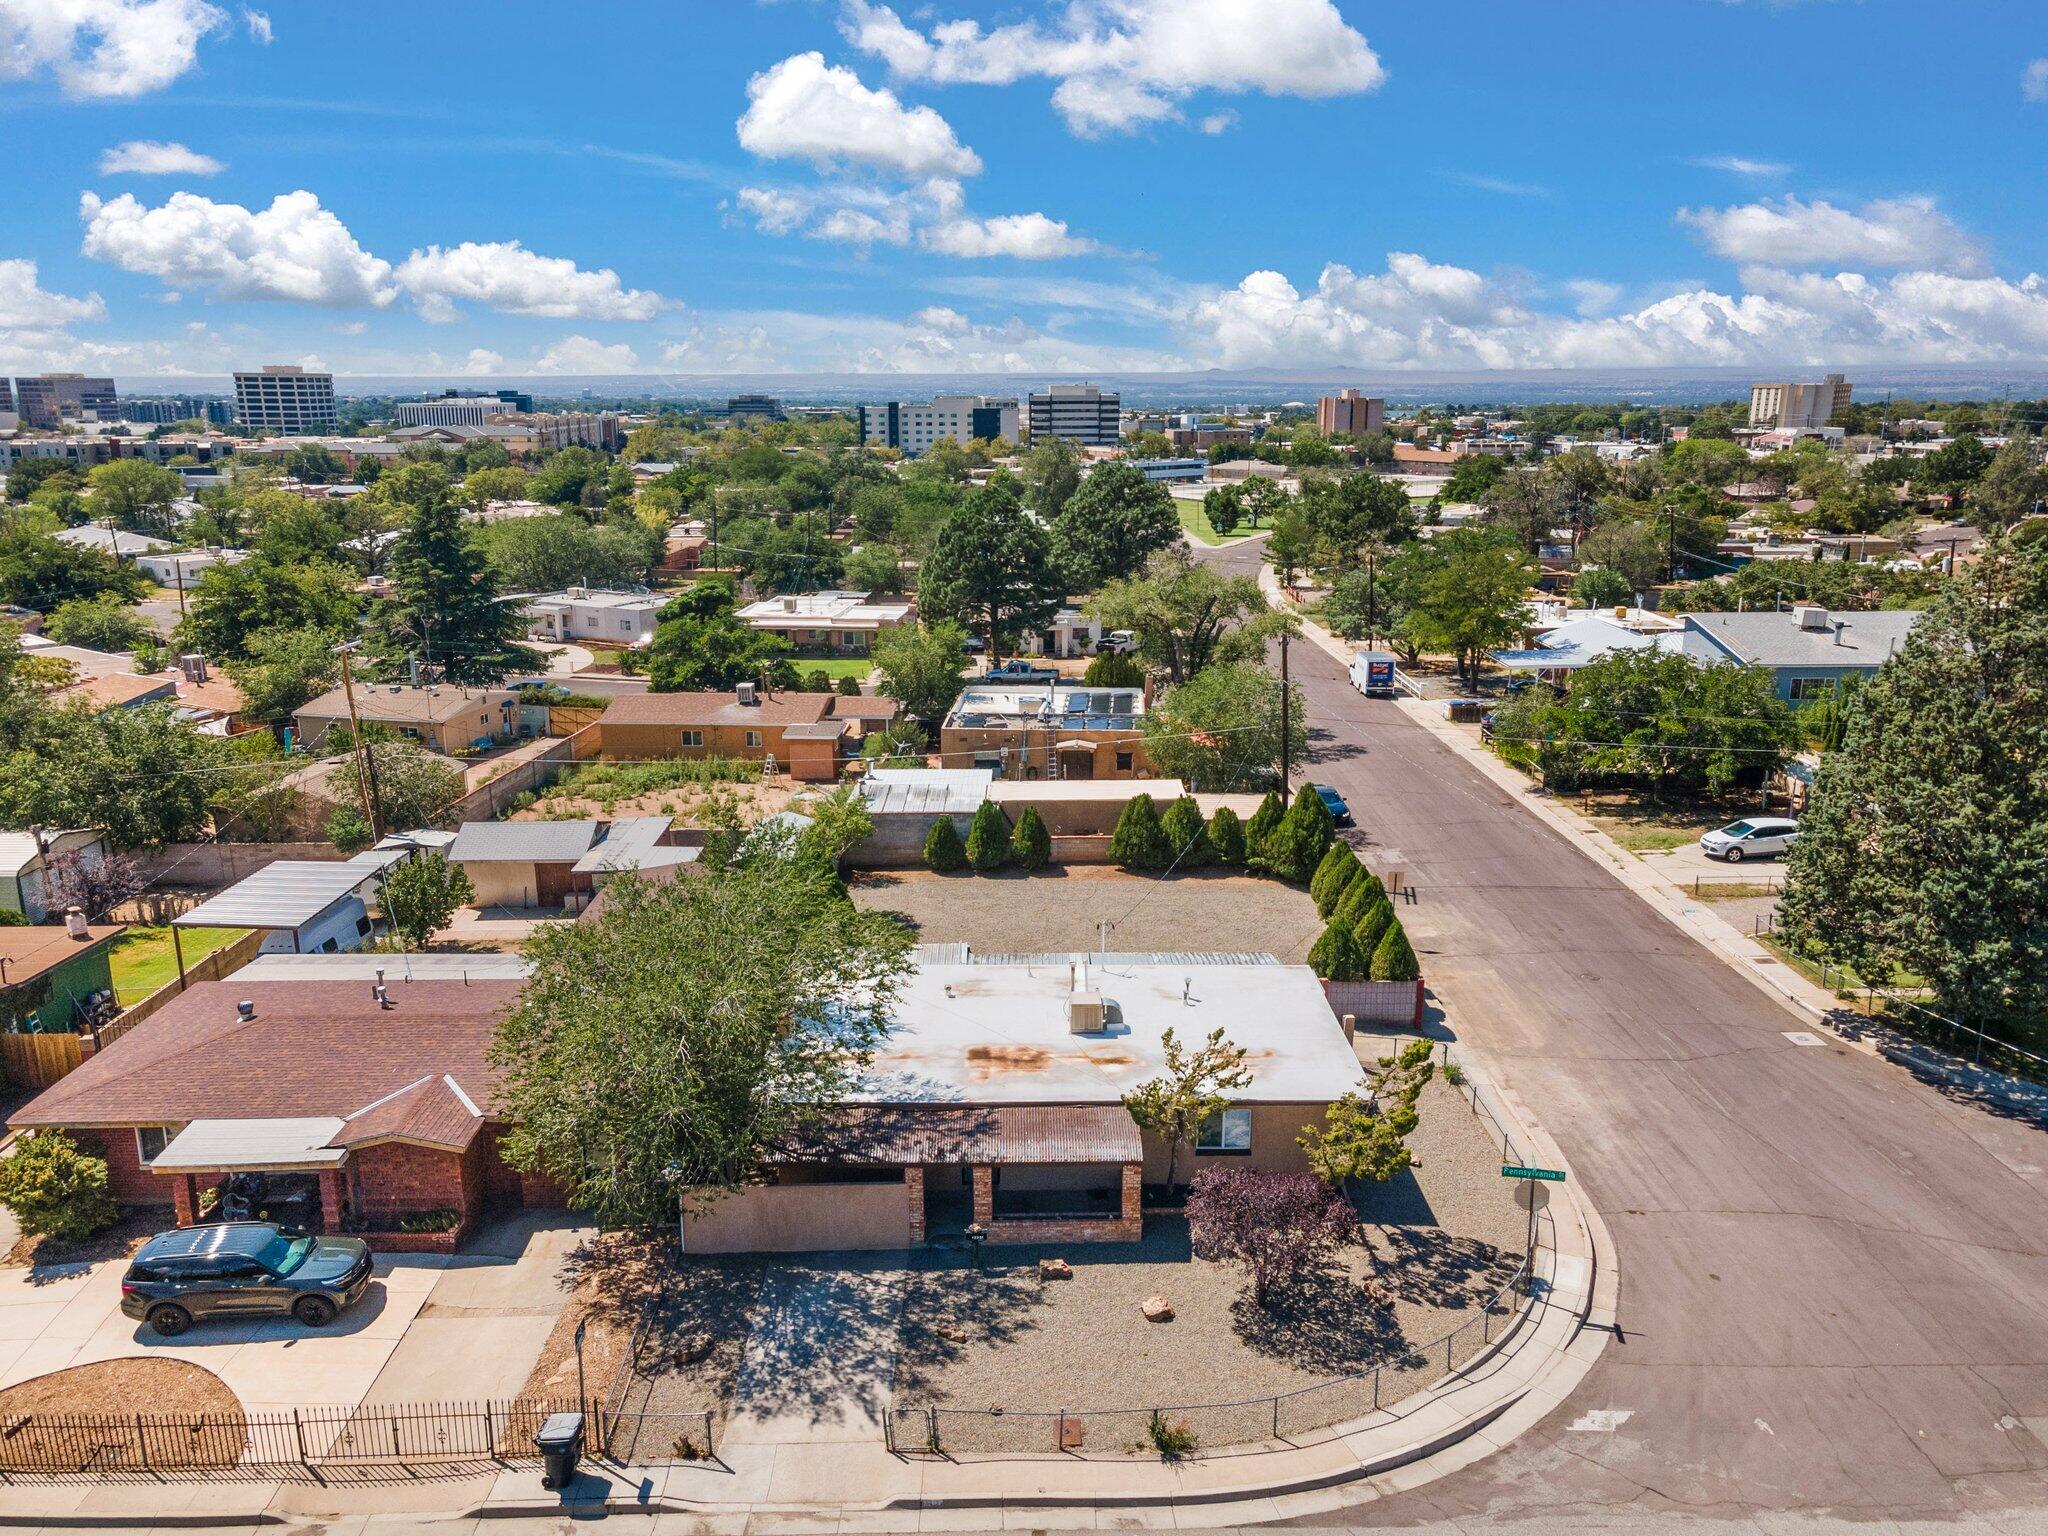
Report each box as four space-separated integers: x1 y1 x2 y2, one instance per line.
7 1 2048 378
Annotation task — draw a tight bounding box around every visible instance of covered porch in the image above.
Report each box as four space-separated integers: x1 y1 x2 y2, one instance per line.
149 1116 349 1233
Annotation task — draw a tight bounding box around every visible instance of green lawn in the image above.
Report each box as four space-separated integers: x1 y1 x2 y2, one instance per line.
108 926 247 1005
791 656 878 681
1175 502 1273 545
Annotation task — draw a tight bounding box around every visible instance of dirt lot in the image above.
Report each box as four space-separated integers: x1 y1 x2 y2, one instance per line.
518 772 801 827
849 867 1324 962
0 1359 245 1471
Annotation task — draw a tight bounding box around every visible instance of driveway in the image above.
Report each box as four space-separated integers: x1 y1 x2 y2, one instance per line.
0 1210 589 1416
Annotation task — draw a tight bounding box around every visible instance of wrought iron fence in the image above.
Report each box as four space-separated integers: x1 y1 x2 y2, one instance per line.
888 1039 1551 1459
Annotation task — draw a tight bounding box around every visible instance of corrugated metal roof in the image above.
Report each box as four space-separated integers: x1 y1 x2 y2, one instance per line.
859 768 993 816
174 860 381 930
152 1117 348 1170
449 819 601 864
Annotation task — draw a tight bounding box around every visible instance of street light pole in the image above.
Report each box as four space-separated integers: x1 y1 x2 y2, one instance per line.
1278 628 1292 797
333 640 383 842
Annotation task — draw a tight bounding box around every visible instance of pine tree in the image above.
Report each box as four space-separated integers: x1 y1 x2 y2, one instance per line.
1352 895 1395 960
1160 796 1211 868
1207 806 1247 866
1308 919 1369 981
1009 805 1052 870
1370 920 1420 982
1243 790 1285 862
924 816 966 872
372 464 537 684
1109 793 1172 870
964 801 1012 872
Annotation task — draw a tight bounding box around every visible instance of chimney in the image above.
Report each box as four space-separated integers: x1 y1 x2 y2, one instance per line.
735 680 758 706
236 999 256 1021
63 905 89 940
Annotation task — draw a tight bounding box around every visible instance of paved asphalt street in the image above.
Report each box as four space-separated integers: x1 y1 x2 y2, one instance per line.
1191 536 2048 1528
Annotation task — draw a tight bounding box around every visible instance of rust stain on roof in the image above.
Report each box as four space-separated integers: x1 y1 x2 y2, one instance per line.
965 1044 1052 1078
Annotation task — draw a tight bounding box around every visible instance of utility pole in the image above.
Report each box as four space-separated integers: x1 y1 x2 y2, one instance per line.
333 640 383 842
1278 628 1292 796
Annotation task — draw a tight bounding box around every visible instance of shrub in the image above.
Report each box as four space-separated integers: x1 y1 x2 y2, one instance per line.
395 1207 461 1233
1352 895 1396 959
803 667 832 691
923 816 966 872
1083 651 1145 688
325 804 373 854
1146 1411 1199 1459
964 801 1012 872
1254 785 1333 884
1207 806 1246 866
1371 920 1421 982
1310 844 1361 916
1009 805 1052 870
1160 796 1210 868
1109 793 1172 870
1242 790 1285 861
1307 919 1369 981
0 1131 118 1243
1332 869 1379 930
837 674 863 696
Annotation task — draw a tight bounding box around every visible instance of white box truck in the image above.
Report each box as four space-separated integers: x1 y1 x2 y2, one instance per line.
1349 649 1398 697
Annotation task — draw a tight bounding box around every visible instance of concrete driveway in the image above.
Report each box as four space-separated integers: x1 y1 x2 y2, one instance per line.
0 1210 591 1415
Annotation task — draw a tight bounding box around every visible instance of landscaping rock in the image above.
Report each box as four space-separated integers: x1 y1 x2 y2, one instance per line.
1141 1295 1174 1322
1039 1258 1073 1280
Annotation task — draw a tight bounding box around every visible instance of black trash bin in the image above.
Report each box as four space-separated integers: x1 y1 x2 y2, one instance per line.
533 1410 585 1490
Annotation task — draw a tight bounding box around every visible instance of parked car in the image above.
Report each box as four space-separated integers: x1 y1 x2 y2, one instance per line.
1699 816 1800 863
121 1222 373 1337
961 635 987 654
1099 630 1138 654
984 659 1059 683
1312 783 1354 827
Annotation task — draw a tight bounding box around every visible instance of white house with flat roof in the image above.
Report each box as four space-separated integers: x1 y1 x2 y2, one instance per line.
519 587 667 647
736 590 914 654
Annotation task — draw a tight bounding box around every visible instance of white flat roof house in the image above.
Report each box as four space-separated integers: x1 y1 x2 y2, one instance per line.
736 590 914 653
520 587 668 647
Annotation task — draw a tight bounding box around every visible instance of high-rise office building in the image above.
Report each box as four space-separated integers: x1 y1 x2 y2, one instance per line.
858 395 1019 456
1316 388 1385 439
1027 383 1120 446
1749 374 1851 431
12 373 118 429
233 365 337 435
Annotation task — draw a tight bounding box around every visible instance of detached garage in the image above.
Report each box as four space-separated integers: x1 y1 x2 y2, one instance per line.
448 820 602 913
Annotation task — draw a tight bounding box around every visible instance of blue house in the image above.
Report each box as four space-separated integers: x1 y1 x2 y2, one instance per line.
1680 607 1921 702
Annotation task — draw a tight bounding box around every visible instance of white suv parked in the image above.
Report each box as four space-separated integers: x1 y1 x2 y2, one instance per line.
1699 817 1800 863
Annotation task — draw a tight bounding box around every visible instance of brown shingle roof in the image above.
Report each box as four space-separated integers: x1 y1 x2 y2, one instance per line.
296 684 514 726
329 1073 484 1151
0 925 124 989
9 977 517 1131
600 691 835 728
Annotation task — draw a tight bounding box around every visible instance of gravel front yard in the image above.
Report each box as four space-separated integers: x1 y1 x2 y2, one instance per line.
850 867 1324 962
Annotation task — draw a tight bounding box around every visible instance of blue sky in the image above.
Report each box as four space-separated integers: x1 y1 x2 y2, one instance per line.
5 0 2048 378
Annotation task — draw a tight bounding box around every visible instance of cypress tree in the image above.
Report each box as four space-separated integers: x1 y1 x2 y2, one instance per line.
924 816 966 872
1243 790 1285 861
1352 895 1395 960
1256 784 1335 885
1371 920 1421 982
1311 844 1361 915
1109 793 1172 870
964 801 1013 872
1308 919 1369 981
1160 796 1211 868
1333 870 1378 929
1009 805 1052 870
1207 806 1247 866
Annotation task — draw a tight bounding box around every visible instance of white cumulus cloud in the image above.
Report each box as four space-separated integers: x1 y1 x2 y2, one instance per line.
97 139 224 175
841 0 1383 136
734 187 810 236
2024 58 2048 102
1677 194 1984 274
734 178 1109 260
395 240 666 322
921 211 1103 260
0 0 227 98
79 188 398 307
241 5 267 42
737 51 981 179
0 257 106 328
529 335 641 373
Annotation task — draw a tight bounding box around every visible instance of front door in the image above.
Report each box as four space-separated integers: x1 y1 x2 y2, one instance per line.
1059 748 1094 781
534 862 574 908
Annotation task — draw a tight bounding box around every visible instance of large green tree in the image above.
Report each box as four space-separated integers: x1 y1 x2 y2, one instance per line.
1140 662 1302 791
1392 527 1537 687
86 460 184 538
1021 436 1084 520
1051 461 1180 588
916 481 1065 657
1779 538 2048 1034
873 620 969 726
1089 547 1285 685
176 555 359 661
370 465 538 683
645 578 796 692
0 530 144 610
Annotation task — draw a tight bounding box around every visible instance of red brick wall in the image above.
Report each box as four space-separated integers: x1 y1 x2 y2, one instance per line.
65 1126 173 1207
349 1140 474 1227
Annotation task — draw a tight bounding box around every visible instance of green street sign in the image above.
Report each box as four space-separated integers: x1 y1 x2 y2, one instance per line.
1501 1164 1567 1182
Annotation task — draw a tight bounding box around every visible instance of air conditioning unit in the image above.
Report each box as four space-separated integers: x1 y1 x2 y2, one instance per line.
736 680 759 705
1794 605 1831 631
1068 990 1105 1034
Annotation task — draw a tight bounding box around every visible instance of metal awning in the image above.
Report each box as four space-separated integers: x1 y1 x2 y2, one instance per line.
174 861 384 930
151 1117 348 1172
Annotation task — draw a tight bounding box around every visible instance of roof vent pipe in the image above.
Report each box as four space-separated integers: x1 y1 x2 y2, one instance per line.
236 999 256 1021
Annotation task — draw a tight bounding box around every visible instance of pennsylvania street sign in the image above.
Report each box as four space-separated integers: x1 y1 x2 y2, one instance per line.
1501 1164 1567 1182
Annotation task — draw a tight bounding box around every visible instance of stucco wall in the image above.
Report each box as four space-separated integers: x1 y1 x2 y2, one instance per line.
681 1178 911 1254
1140 1102 1328 1183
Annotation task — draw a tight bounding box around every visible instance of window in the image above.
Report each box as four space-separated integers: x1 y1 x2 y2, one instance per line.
136 1126 170 1165
1116 752 1134 773
680 730 703 747
1195 1108 1253 1153
620 619 632 633
1787 677 1834 702
745 730 764 749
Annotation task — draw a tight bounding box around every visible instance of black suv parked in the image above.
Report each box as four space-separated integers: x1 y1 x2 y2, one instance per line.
121 1222 373 1337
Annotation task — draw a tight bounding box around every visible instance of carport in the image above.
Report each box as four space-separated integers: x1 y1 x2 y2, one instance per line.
150 1116 349 1230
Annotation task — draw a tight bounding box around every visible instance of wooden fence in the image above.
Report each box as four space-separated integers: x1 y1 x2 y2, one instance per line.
93 928 266 1049
0 1032 85 1091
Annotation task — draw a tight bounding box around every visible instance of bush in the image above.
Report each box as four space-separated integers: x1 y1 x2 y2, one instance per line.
1009 805 1052 870
1145 1411 1199 1459
325 804 373 854
1083 652 1145 688
803 667 832 692
1310 843 1362 916
1334 872 1386 931
1307 919 1369 981
1242 790 1285 861
1207 806 1246 866
1160 796 1210 868
395 1207 462 1234
0 1131 118 1243
1371 920 1421 982
923 816 966 872
1352 895 1395 959
964 801 1012 872
1253 785 1332 884
1109 792 1172 870
836 674 863 696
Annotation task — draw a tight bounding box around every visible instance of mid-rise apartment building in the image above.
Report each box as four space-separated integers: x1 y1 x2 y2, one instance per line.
234 365 337 435
119 396 232 426
726 394 784 421
12 374 117 429
1749 374 1851 431
1316 389 1385 439
1027 384 1120 446
858 395 1018 456
391 389 534 426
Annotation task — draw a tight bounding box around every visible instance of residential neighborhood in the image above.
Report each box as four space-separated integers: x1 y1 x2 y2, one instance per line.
1 2 2045 1532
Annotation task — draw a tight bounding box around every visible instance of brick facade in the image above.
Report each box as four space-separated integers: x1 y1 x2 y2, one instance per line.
985 1161 1143 1245
905 1166 926 1244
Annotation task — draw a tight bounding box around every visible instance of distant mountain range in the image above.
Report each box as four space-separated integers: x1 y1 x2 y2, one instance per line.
109 363 2048 408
